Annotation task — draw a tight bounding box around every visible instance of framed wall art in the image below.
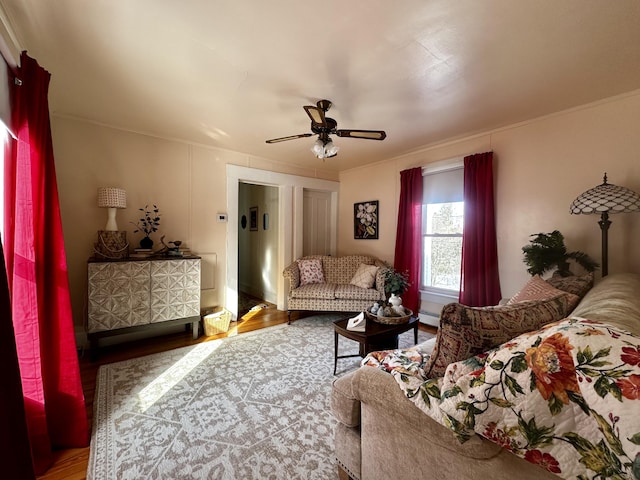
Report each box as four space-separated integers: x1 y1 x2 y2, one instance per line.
250 206 258 231
354 200 379 239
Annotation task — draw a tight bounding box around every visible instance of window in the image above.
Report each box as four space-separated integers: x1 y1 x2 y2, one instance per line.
422 163 464 293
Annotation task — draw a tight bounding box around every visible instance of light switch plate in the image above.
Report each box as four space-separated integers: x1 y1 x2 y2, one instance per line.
216 213 228 223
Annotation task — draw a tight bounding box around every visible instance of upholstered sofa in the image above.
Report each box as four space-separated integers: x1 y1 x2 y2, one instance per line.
283 255 387 323
331 272 640 480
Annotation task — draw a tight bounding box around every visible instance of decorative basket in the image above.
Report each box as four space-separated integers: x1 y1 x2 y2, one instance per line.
94 230 129 260
203 307 232 335
365 308 413 325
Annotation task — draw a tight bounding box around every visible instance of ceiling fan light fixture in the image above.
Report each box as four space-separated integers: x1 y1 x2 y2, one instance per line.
311 138 339 159
325 139 339 157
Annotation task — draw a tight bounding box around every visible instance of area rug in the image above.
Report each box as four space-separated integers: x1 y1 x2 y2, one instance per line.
87 314 432 480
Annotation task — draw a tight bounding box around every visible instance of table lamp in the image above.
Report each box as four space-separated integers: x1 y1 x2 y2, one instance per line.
97 187 127 231
570 173 640 276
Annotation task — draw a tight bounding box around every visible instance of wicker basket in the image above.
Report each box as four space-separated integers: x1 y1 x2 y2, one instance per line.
203 307 232 335
365 308 413 325
94 230 129 260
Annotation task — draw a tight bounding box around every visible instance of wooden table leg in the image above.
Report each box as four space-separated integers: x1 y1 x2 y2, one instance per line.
334 330 339 375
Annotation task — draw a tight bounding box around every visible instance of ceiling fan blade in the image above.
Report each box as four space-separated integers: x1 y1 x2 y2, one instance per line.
336 129 387 140
303 105 327 127
265 133 313 144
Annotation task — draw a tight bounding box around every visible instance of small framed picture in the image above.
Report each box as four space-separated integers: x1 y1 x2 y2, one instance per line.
354 200 379 239
250 207 258 231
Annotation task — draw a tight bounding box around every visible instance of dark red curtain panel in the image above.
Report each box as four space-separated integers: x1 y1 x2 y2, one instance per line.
0 236 35 479
394 167 423 313
459 152 502 306
3 52 88 475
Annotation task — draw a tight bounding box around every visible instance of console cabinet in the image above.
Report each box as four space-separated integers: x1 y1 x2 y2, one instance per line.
87 257 201 356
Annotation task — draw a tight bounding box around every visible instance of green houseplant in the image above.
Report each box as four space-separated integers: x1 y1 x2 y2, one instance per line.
383 266 410 298
131 204 161 249
522 230 599 277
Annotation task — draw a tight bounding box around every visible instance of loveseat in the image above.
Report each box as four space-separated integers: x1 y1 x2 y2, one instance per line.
331 272 640 480
283 255 387 323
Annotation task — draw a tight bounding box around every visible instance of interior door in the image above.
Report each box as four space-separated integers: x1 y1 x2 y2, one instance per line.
303 189 331 256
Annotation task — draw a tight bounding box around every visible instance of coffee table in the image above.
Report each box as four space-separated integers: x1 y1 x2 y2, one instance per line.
333 315 419 375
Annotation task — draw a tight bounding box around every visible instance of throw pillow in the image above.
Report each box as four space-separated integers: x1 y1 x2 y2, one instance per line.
297 258 325 286
350 263 379 289
546 272 594 299
507 275 580 310
423 295 571 379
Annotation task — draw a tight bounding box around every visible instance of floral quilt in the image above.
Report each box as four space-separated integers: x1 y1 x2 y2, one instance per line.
363 318 640 479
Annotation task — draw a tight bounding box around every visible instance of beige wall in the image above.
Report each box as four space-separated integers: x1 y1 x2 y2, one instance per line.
53 90 640 338
51 116 337 335
338 91 640 299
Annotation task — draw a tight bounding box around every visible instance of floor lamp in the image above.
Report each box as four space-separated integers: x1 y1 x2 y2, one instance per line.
570 173 640 277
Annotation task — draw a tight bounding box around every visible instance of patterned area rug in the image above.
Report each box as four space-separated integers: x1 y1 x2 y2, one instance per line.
87 314 432 479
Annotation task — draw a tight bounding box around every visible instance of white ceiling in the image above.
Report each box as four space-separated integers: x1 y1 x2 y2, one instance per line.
1 0 640 172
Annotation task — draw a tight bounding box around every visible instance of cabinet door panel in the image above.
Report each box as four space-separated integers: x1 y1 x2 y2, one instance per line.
87 261 151 332
150 259 201 323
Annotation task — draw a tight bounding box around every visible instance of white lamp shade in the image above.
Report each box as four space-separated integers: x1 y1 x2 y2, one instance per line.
97 187 127 208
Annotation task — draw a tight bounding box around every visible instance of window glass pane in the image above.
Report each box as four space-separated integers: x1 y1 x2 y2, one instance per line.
425 202 464 234
422 235 462 290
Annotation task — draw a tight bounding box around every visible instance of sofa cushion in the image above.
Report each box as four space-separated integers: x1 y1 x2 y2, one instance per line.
508 275 580 310
324 255 374 285
571 272 640 336
335 284 382 301
297 258 325 286
350 263 379 289
290 283 336 300
423 296 572 378
546 272 594 298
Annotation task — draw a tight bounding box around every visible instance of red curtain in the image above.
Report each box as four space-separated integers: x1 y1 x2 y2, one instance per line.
3 52 88 474
459 152 502 306
394 167 423 313
0 236 35 479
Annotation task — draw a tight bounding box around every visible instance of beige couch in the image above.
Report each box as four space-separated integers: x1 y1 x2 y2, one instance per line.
331 273 640 480
283 255 387 323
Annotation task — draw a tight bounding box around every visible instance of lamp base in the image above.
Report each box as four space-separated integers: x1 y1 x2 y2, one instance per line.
94 231 129 260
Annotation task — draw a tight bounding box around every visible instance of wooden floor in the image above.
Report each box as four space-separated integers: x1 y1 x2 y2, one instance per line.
37 306 436 480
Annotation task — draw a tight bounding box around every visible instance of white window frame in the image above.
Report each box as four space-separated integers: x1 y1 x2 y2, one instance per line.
420 158 464 304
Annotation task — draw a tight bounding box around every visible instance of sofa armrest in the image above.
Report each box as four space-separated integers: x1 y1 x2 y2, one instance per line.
282 261 300 291
345 366 502 459
374 261 388 300
331 374 361 428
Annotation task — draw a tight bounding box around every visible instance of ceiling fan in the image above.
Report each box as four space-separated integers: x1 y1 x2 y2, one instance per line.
265 99 386 159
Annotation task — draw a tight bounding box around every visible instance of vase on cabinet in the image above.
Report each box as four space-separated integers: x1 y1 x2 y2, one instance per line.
140 236 153 249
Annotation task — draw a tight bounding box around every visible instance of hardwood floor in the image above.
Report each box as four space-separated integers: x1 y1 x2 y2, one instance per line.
37 307 436 480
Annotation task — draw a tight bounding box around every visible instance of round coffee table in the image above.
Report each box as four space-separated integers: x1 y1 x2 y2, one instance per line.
333 315 419 374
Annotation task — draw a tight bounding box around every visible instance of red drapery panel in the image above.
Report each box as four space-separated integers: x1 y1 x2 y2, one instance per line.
0 236 36 479
459 152 502 306
3 52 88 475
394 167 423 313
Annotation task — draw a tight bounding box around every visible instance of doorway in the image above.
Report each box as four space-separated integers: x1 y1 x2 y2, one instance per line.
226 165 339 318
238 182 278 317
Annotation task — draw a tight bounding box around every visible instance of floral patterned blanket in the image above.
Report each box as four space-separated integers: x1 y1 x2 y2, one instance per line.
363 318 640 479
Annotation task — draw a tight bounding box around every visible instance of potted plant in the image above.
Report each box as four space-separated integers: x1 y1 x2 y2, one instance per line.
131 204 161 249
383 265 410 305
522 230 599 277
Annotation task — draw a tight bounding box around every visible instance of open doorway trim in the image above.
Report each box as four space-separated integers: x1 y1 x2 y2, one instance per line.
226 165 339 318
